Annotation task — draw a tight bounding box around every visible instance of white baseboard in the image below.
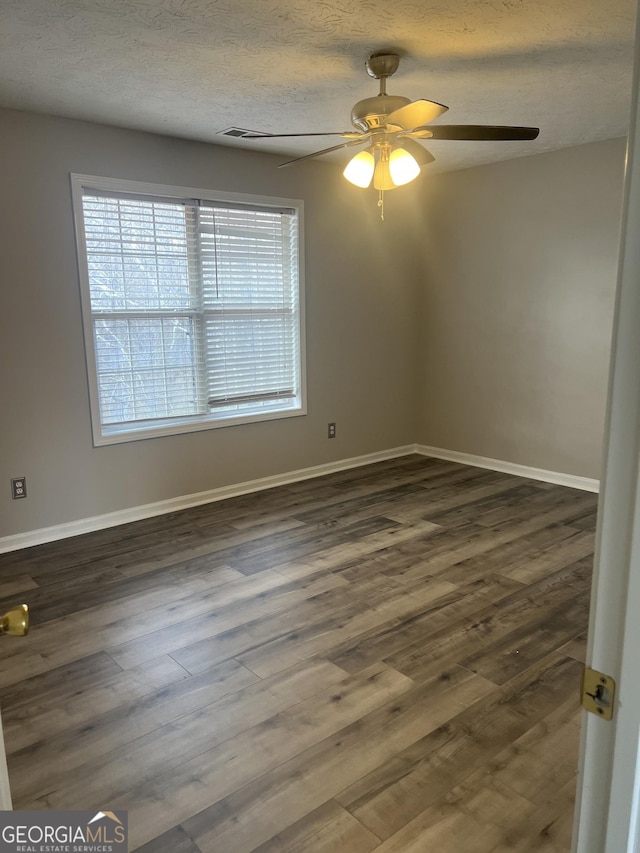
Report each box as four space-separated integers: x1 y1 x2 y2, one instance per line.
0 443 599 554
0 445 416 554
415 444 600 493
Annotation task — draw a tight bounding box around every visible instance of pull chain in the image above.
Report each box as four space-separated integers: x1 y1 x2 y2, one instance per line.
378 189 384 221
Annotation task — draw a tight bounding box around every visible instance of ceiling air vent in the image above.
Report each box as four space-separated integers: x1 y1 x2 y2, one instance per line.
217 127 262 138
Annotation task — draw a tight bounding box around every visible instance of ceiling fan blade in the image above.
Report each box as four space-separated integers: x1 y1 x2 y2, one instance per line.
244 131 361 139
278 137 369 168
404 129 434 140
385 99 448 131
426 125 540 141
400 138 436 167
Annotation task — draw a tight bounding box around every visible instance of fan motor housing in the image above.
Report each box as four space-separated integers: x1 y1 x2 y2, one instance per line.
350 94 411 132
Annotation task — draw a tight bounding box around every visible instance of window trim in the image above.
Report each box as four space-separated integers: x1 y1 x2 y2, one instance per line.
70 174 306 446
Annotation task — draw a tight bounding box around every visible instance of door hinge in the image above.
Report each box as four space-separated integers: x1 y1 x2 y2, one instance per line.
581 667 616 720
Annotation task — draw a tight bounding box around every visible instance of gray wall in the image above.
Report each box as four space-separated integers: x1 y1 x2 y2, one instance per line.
417 138 626 479
0 109 420 536
0 109 627 540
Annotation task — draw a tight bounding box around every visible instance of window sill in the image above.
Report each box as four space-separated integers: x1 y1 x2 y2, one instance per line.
93 404 307 446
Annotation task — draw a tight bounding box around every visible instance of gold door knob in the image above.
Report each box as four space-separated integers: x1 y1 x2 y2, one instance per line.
0 605 29 636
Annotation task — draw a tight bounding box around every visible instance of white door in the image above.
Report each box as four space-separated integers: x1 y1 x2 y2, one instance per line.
573 3 640 850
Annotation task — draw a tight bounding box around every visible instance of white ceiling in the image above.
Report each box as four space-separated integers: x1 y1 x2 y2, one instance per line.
0 0 636 174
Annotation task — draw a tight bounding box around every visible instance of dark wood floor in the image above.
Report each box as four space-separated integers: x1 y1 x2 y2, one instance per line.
0 455 597 852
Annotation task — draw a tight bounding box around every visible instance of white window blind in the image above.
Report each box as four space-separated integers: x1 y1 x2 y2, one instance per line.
197 204 298 408
73 177 304 444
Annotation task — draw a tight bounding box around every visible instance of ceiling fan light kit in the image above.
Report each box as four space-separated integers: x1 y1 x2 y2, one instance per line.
342 145 420 190
246 51 539 219
342 149 375 187
388 147 421 185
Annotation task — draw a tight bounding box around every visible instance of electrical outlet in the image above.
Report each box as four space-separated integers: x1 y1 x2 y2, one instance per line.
11 477 27 500
328 422 336 439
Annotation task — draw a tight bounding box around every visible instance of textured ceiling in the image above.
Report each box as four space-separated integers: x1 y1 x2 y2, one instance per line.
0 0 636 174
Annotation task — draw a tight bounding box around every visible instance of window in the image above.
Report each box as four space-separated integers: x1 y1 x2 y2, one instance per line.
71 176 305 445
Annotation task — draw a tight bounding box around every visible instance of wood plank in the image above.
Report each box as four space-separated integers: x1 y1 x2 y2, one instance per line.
111 571 398 673
0 574 39 600
12 657 347 805
236 575 459 679
4 654 235 755
459 591 590 685
328 573 524 675
487 779 577 852
475 706 582 806
225 516 403 575
336 654 583 841
559 631 588 662
177 668 496 853
0 568 346 685
0 455 595 853
251 800 380 853
364 785 534 853
385 571 583 684
436 524 582 587
28 662 413 816
500 531 595 585
388 499 597 584
269 519 443 581
133 826 202 853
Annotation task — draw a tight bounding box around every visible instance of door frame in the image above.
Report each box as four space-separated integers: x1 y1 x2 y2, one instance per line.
573 3 640 849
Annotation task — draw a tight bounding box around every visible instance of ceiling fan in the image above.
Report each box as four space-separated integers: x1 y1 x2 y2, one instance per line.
245 51 539 217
